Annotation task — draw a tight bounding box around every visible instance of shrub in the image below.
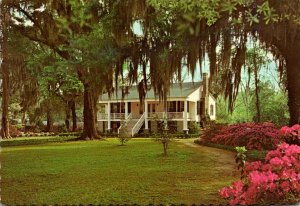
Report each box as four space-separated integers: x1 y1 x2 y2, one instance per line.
52 124 68 133
9 125 22 137
203 122 282 150
118 122 131 146
235 146 247 178
280 124 300 145
188 122 201 134
0 135 77 147
153 122 173 156
58 132 81 137
200 123 227 141
220 143 300 205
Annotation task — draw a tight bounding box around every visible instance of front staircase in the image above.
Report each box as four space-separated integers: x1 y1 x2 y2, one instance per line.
118 113 145 137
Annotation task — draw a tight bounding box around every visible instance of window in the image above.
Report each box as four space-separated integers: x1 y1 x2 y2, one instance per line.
128 102 131 113
120 103 125 113
112 103 118 113
168 101 176 112
180 101 184 112
210 104 214 116
177 101 180 112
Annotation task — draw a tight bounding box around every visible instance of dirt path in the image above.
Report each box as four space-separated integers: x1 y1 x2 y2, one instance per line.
178 138 237 171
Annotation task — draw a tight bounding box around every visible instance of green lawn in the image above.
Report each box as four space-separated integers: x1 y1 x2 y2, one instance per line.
0 138 238 205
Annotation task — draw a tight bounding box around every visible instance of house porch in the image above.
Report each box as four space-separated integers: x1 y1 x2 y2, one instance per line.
97 99 203 134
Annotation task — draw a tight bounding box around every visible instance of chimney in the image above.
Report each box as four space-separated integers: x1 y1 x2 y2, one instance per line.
201 73 209 116
202 73 209 98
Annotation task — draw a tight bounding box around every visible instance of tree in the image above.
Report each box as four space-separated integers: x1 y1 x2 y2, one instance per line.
27 47 83 132
245 44 270 122
7 0 300 131
0 1 10 138
0 4 27 138
6 0 121 139
250 82 289 126
217 81 289 126
147 0 300 125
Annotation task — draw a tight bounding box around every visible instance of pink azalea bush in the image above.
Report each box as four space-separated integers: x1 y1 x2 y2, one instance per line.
208 122 282 150
220 143 300 205
280 124 300 145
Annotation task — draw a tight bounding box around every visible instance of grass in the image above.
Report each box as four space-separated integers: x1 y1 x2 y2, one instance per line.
0 137 238 205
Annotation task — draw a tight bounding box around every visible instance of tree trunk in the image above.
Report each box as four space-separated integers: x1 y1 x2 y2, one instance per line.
46 108 53 132
163 141 168 156
21 111 26 125
286 53 300 126
0 6 10 138
70 100 77 132
80 84 98 139
254 67 261 123
1 63 10 138
65 101 71 131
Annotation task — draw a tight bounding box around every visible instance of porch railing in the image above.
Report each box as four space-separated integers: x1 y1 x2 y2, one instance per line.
132 113 145 136
167 112 185 119
97 113 126 120
110 113 126 119
148 112 188 119
148 112 164 119
98 112 190 121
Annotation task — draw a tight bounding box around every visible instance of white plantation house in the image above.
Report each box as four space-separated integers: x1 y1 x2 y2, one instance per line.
97 73 216 136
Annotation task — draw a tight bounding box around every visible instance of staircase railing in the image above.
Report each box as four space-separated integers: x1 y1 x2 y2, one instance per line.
131 113 145 137
118 113 132 135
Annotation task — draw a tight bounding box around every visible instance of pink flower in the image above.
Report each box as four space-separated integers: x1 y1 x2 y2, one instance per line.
266 150 282 161
282 156 292 167
293 182 300 192
280 181 290 192
245 161 262 172
278 143 290 150
285 144 300 157
220 187 231 199
281 169 297 180
268 182 277 192
280 126 292 136
220 134 300 205
270 157 283 168
244 185 258 205
248 171 274 186
267 171 279 182
261 164 272 172
232 180 244 193
291 124 300 132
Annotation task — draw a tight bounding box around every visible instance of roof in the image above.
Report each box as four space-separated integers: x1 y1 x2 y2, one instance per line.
99 82 202 101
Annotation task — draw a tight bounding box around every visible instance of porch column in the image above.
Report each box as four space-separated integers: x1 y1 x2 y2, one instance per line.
144 100 149 131
194 101 197 121
183 100 188 133
125 102 128 118
107 102 111 131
